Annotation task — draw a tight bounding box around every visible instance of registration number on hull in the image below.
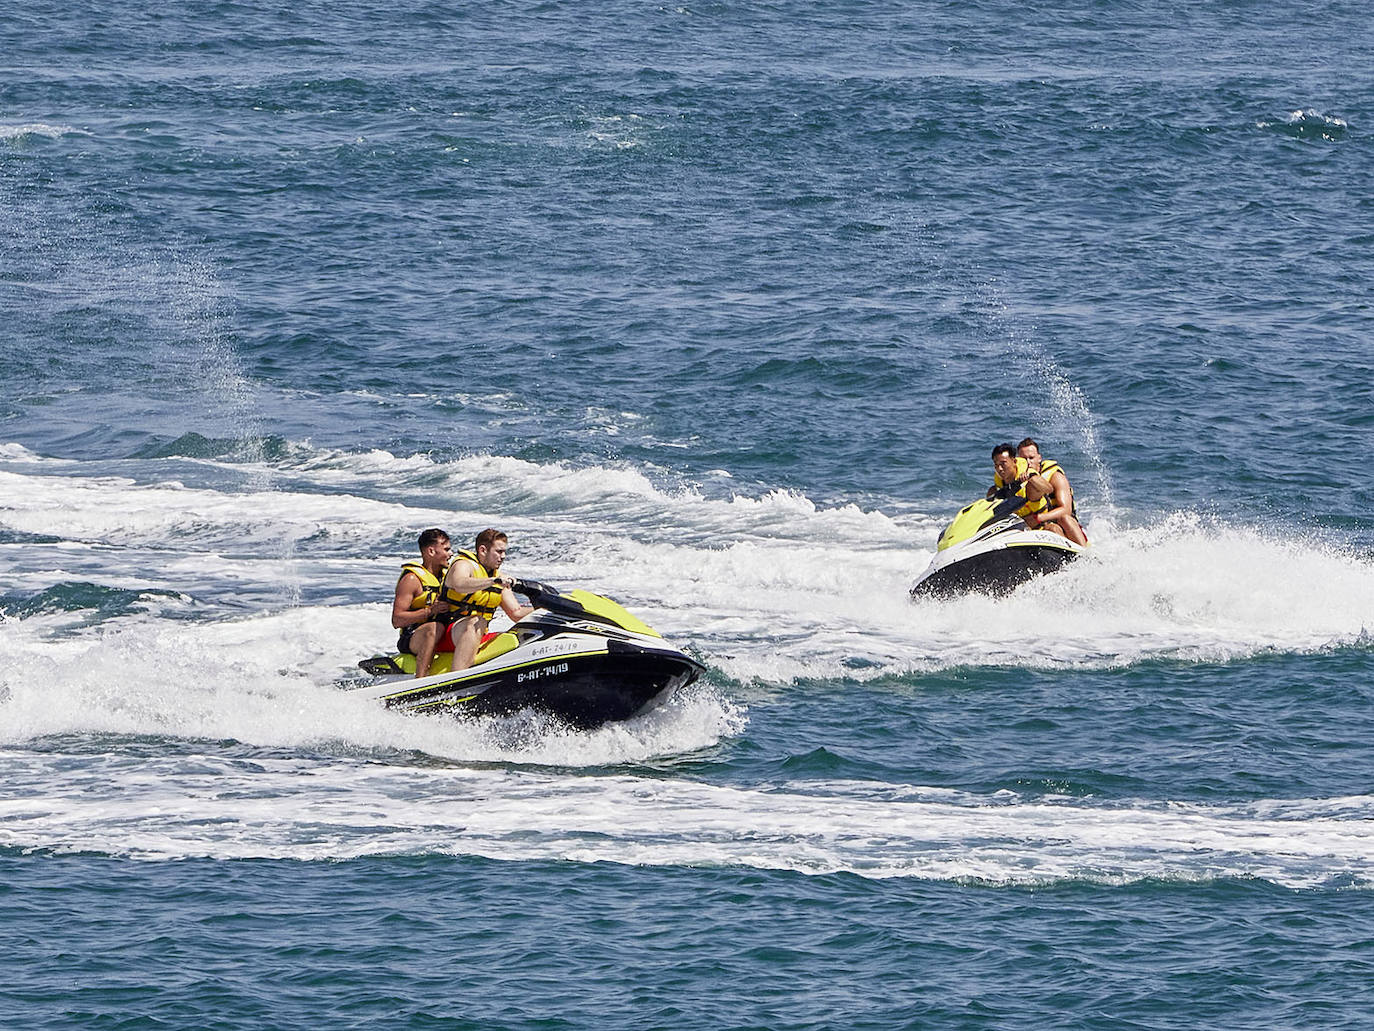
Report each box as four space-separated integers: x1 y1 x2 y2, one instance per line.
518 662 569 684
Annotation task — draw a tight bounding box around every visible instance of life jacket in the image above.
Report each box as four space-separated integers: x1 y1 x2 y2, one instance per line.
1035 458 1078 517
442 549 504 620
992 456 1049 519
399 562 446 619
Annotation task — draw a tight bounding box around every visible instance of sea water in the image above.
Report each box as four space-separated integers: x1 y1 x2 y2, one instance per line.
3 2 1373 1028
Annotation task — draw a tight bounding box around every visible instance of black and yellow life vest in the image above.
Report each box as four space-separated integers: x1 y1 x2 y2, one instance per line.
1035 458 1078 517
992 457 1049 519
399 562 446 619
442 549 504 620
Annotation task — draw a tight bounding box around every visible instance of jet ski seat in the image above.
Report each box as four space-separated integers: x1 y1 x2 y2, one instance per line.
473 631 519 666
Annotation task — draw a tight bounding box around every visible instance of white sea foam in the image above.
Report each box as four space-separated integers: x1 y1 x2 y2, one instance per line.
0 466 417 550
290 447 909 540
1255 109 1350 142
0 741 1369 889
3 578 1367 887
4 446 1372 888
0 601 742 766
583 113 655 150
1281 109 1348 129
0 443 42 462
0 123 77 140
3 449 1372 685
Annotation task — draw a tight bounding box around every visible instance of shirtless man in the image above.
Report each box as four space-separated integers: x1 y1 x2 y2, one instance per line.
1017 438 1088 546
391 527 452 678
441 528 535 672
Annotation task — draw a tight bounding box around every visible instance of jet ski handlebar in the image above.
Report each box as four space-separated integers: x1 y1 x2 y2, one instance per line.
989 490 1028 521
508 578 614 624
509 577 558 602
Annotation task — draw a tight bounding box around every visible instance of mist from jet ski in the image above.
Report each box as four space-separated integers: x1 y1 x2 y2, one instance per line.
351 578 704 730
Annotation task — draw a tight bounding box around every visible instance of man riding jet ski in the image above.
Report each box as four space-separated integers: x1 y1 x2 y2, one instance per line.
1015 437 1088 546
352 578 704 730
910 443 1087 598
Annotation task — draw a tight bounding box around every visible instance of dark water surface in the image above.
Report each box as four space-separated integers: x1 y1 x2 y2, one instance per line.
3 1 1373 1027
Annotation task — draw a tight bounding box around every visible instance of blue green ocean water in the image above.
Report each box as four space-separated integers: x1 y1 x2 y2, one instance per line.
3 1 1374 1027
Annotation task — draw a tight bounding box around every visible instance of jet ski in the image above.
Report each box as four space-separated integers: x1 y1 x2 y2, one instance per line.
348 578 704 730
910 492 1087 599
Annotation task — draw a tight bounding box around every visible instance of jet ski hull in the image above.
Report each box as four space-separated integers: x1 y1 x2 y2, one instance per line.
910 538 1079 599
910 496 1087 599
370 645 703 730
351 580 704 731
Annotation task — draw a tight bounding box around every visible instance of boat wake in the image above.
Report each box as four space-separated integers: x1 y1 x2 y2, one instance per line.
2 740 1370 891
2 442 1371 696
0 608 742 767
3 442 1372 891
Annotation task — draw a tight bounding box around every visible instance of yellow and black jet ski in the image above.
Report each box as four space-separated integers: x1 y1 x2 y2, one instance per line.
349 579 703 730
910 492 1087 599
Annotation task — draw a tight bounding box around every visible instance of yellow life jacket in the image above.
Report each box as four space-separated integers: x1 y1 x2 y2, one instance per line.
442 550 504 620
1035 458 1078 517
992 457 1048 519
399 562 446 617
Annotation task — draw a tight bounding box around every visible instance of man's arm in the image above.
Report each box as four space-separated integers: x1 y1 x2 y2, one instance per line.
444 559 504 599
1037 470 1075 524
500 587 534 623
1023 472 1052 503
392 573 437 630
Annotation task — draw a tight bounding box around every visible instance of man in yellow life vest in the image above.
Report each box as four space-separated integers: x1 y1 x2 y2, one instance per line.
391 527 453 678
986 442 1059 533
441 527 534 673
1017 437 1089 546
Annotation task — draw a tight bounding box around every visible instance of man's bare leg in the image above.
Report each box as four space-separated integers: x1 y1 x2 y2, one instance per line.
1061 515 1088 546
450 617 483 672
411 622 441 678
